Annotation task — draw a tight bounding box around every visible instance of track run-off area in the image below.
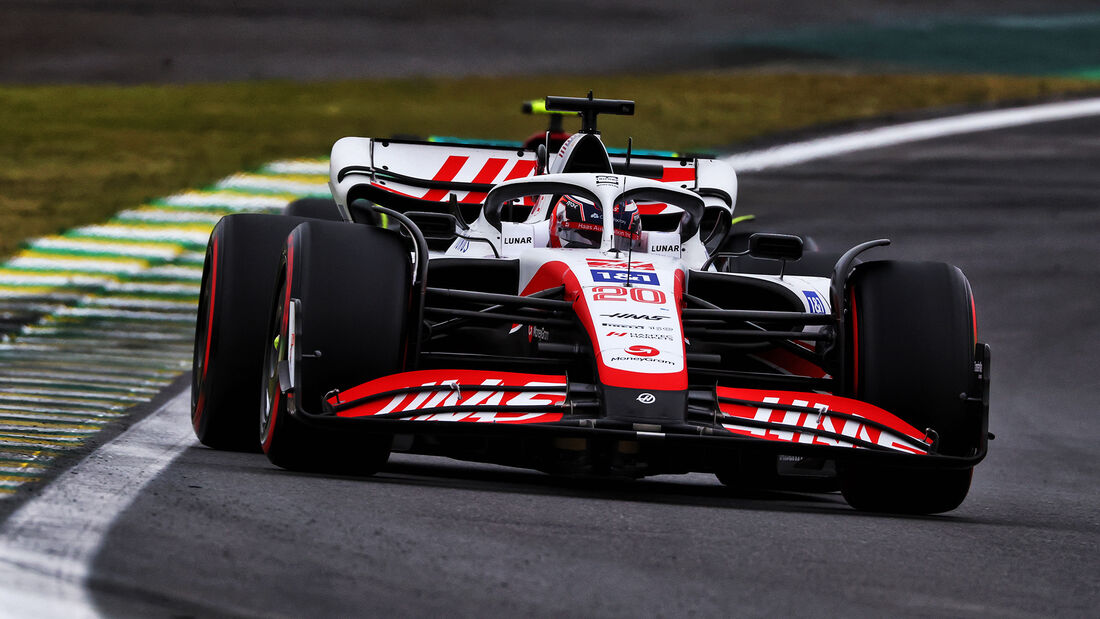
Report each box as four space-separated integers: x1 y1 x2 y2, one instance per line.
0 160 332 497
1 96 1099 616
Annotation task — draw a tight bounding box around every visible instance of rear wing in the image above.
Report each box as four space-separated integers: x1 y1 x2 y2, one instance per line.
328 137 737 217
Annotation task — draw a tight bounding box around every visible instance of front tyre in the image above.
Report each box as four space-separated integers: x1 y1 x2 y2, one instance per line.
260 220 411 474
839 260 981 514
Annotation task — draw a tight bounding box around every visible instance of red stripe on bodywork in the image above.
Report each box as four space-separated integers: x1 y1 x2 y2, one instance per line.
754 344 828 380
521 260 577 299
637 202 672 215
660 167 695 182
503 160 537 180
421 155 469 202
460 157 509 204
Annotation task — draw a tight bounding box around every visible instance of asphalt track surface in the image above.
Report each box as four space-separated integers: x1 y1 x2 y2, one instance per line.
4 0 1100 82
59 114 1094 617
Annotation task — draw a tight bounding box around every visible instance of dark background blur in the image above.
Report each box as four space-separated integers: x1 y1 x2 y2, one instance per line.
3 1 1099 83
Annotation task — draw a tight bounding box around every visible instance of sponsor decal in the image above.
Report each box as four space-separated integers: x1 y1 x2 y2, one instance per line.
601 312 668 321
586 258 655 271
650 244 682 253
561 195 598 219
803 290 827 314
591 286 667 303
374 379 565 414
330 371 563 419
528 325 550 342
716 388 930 454
455 237 470 253
599 324 675 334
590 269 660 286
607 354 677 367
596 175 619 186
636 393 656 405
604 331 674 341
332 370 568 424
504 236 533 245
625 345 660 357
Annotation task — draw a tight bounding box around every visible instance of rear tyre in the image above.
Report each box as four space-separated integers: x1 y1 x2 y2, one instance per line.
191 214 310 451
839 260 980 514
284 197 343 221
260 220 412 474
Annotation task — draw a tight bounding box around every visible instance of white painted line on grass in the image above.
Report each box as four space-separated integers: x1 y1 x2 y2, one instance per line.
69 225 213 246
262 159 330 175
52 307 197 322
138 265 205 280
724 96 1100 171
4 257 147 275
215 173 330 194
160 191 292 210
0 390 193 618
27 239 183 261
114 209 227 224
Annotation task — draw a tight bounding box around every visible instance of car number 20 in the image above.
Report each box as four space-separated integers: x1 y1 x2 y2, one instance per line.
592 286 666 304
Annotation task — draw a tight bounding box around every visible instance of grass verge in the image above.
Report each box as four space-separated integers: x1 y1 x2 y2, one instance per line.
1 72 1096 258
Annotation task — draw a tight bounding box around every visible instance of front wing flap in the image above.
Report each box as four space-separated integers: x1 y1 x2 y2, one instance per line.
304 369 983 469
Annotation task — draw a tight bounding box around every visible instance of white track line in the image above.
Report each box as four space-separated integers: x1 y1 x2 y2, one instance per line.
3 96 1100 618
262 159 329 175
0 391 193 618
724 96 1100 171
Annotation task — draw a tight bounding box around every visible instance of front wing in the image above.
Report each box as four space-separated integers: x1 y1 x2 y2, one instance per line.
286 366 990 473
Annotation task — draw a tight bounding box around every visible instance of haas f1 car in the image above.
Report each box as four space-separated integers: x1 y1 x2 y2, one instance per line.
191 95 991 514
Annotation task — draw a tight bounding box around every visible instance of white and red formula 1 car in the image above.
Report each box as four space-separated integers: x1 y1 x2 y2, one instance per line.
191 95 991 514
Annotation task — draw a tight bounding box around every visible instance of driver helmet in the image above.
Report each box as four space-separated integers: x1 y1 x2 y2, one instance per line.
550 195 641 250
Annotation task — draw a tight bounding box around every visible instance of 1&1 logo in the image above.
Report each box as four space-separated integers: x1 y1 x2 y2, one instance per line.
590 269 659 286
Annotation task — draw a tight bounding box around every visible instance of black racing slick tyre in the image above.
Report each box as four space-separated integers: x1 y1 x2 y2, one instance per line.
839 260 981 514
191 214 311 451
260 220 411 474
283 197 343 221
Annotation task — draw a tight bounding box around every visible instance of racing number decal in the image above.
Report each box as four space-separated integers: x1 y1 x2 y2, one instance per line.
591 286 667 304
591 286 625 301
630 288 665 304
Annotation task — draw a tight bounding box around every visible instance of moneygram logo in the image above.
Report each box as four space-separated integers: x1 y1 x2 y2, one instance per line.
625 345 660 357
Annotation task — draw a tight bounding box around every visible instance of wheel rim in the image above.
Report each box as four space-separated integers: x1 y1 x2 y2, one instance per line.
260 274 287 441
